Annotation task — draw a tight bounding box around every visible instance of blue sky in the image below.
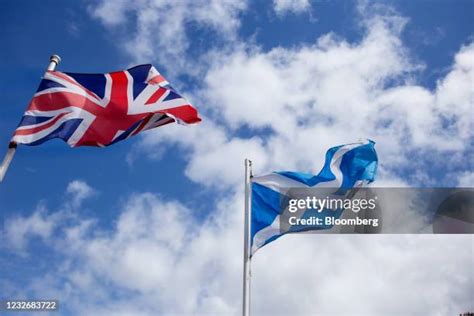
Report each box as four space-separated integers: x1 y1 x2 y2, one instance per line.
0 0 472 215
1 0 473 315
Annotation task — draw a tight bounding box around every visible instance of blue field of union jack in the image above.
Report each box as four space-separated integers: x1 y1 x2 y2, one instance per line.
12 64 201 147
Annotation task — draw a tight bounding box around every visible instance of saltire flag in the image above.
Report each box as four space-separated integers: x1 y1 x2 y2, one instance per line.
11 64 201 147
250 140 378 255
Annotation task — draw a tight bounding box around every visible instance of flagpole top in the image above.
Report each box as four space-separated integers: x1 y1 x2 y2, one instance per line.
50 54 61 65
47 55 61 71
49 54 61 65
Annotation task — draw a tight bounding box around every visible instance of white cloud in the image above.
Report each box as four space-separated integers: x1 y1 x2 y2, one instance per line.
89 2 473 186
89 0 247 75
67 180 96 208
88 0 130 27
137 11 473 187
273 0 311 15
3 186 473 315
5 2 472 315
3 204 56 251
5 191 243 315
458 171 474 187
98 6 473 312
2 180 96 252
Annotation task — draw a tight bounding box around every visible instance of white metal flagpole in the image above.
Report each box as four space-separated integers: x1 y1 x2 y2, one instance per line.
0 54 61 182
242 158 253 316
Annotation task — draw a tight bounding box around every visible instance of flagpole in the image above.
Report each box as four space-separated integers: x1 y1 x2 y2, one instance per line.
0 54 61 182
243 158 252 316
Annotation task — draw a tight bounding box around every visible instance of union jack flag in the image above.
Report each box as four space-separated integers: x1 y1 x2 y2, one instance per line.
11 64 201 147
